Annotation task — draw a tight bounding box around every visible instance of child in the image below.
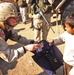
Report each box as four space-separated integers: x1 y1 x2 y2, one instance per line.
50 15 74 75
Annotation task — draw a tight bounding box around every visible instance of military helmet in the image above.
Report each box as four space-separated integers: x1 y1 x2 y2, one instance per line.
0 2 18 21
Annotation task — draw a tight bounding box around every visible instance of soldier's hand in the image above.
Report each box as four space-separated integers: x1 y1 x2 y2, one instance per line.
24 44 42 51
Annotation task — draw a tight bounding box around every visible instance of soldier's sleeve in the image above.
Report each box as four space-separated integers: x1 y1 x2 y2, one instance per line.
10 29 33 45
0 37 26 62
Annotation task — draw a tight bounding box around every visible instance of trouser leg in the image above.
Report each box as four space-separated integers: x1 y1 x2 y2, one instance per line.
34 29 40 42
42 22 49 40
64 62 72 75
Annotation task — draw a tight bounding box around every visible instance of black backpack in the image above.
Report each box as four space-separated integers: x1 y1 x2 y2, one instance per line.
32 40 63 73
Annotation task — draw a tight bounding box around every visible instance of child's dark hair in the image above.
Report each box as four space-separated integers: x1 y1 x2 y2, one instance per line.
65 14 74 28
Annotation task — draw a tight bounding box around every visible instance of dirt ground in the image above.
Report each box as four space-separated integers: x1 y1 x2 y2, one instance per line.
0 15 65 75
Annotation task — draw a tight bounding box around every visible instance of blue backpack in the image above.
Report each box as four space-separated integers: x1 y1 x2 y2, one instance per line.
32 40 63 73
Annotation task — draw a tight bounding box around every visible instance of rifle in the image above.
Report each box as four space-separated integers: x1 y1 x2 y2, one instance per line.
36 5 55 33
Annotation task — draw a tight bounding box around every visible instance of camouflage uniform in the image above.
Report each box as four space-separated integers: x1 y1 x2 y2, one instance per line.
0 22 33 62
0 2 34 62
30 0 51 42
38 1 51 40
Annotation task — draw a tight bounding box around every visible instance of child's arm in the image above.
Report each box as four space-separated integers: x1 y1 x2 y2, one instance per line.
50 32 65 45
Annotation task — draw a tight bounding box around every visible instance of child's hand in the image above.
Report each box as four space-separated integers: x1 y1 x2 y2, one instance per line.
49 39 54 44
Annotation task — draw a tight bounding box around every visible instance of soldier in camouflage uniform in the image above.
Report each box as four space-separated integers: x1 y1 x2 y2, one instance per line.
0 2 41 62
38 0 51 41
30 0 52 42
